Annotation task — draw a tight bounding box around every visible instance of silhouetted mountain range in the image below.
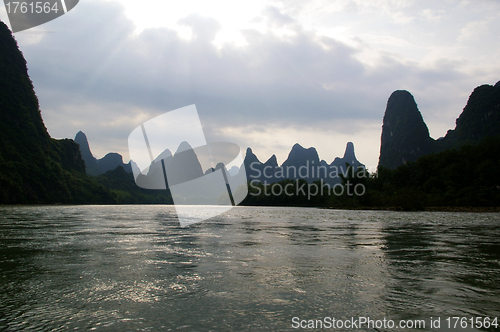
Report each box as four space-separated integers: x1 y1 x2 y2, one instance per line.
379 82 500 169
2 16 497 208
77 124 365 188
74 131 132 176
243 142 364 185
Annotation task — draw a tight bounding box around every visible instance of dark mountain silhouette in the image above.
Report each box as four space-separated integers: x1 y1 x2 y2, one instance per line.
0 21 114 203
378 90 435 169
74 131 99 175
338 142 355 164
264 155 278 169
379 83 500 169
258 154 279 183
331 142 362 169
243 147 265 182
281 143 320 170
281 144 323 183
98 152 132 174
74 131 132 175
243 142 364 185
442 82 500 147
325 142 364 185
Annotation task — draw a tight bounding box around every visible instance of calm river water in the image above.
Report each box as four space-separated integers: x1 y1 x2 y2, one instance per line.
0 206 499 331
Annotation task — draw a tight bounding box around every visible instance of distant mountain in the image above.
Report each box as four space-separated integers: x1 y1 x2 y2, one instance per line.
98 152 132 174
331 142 363 170
166 141 204 186
74 131 132 176
74 131 99 175
243 148 265 182
243 142 364 185
281 143 320 170
227 166 239 176
379 83 500 169
0 21 115 204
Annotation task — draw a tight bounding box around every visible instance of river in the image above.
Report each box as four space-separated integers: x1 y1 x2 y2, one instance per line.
0 206 499 331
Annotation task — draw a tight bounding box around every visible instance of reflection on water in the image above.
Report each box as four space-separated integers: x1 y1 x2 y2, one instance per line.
0 206 499 331
382 215 500 323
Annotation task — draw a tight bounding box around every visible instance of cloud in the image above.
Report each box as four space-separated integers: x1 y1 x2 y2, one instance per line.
178 14 221 41
9 0 500 167
261 6 295 27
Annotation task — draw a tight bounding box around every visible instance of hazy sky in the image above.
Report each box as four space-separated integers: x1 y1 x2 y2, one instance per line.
1 0 499 168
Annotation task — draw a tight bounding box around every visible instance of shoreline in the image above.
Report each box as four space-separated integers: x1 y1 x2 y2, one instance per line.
324 205 500 213
2 203 499 213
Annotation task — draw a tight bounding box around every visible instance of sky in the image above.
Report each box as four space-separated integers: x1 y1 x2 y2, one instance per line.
1 0 500 169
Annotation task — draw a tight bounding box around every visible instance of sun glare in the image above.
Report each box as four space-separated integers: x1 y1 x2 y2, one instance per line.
116 0 268 44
